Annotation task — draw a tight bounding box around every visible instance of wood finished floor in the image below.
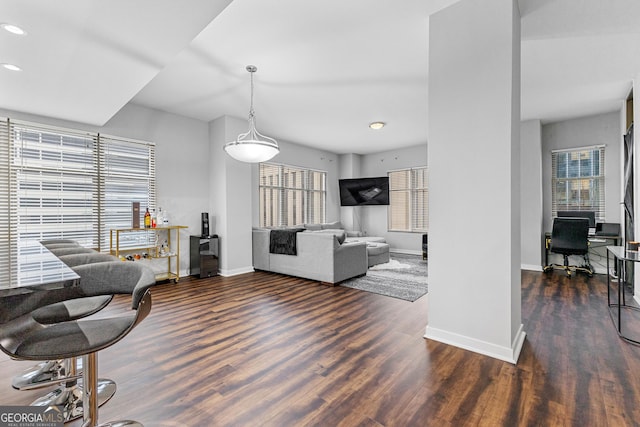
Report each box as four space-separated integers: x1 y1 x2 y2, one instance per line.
2 269 640 426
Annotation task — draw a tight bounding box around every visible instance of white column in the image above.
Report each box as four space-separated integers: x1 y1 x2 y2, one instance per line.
425 0 525 363
209 116 255 276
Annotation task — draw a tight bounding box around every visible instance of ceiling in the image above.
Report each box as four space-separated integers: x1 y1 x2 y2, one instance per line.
1 0 639 155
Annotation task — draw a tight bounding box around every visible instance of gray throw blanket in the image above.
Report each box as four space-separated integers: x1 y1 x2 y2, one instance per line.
269 228 305 255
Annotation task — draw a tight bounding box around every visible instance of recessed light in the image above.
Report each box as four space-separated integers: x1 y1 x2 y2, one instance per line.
1 23 26 35
369 122 386 130
1 63 22 71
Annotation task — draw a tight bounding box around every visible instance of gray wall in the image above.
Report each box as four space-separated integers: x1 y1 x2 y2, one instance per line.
358 144 428 254
542 111 622 232
541 111 622 273
520 120 543 270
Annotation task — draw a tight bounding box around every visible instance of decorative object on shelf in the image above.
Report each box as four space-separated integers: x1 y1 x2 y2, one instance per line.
132 202 140 228
223 65 279 163
144 208 151 228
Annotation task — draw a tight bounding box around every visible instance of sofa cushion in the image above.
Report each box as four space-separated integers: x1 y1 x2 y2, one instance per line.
321 221 343 230
304 223 322 231
308 229 346 245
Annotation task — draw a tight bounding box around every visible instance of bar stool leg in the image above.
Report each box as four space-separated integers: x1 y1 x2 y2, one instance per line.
30 357 116 422
82 353 143 427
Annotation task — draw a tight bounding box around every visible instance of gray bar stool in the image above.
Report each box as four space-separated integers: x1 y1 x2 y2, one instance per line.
12 251 119 422
0 261 156 427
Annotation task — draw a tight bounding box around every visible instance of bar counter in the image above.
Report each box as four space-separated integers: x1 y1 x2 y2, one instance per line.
0 241 80 296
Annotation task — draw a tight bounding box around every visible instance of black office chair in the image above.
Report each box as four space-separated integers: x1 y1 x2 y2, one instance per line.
544 217 594 277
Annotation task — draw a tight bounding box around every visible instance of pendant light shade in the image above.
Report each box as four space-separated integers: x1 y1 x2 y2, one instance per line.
224 65 279 163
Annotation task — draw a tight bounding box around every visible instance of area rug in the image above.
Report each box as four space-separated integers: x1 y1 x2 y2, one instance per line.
340 253 428 302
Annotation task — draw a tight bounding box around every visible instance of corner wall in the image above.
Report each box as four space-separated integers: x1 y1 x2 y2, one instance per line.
358 144 428 254
520 120 543 270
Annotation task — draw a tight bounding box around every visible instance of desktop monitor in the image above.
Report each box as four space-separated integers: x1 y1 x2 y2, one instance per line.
557 210 596 228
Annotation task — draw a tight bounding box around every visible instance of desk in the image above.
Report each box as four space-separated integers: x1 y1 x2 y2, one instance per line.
0 241 80 296
606 246 640 345
543 232 621 270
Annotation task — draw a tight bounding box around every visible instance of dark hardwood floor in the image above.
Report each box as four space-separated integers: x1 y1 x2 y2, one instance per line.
2 268 640 426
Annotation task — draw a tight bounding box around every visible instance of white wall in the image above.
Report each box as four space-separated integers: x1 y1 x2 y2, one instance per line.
338 153 363 232
359 144 428 254
520 120 543 270
426 0 524 363
210 116 255 276
0 103 211 277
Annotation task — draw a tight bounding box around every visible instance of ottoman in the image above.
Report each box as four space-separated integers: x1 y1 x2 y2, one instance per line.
367 242 390 267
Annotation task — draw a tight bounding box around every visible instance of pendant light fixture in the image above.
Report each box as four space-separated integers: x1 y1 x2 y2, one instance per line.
224 65 279 163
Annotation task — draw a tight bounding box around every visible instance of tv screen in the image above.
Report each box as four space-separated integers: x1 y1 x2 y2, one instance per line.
339 177 390 206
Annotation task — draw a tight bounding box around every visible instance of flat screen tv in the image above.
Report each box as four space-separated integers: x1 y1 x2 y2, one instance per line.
339 177 390 206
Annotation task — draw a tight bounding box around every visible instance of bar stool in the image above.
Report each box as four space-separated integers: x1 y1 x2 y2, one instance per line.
12 252 119 422
0 261 156 427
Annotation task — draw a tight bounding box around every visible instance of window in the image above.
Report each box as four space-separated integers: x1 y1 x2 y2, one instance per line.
388 167 428 232
0 118 155 280
98 135 156 250
551 146 605 221
259 163 326 227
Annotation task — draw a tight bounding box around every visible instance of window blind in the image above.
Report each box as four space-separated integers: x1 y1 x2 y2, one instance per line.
98 134 156 250
259 163 326 227
388 167 428 232
0 118 156 281
0 118 14 281
551 146 605 222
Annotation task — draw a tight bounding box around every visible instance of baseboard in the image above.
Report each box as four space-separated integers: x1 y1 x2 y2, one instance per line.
220 266 255 277
521 264 543 272
424 323 526 364
391 249 422 256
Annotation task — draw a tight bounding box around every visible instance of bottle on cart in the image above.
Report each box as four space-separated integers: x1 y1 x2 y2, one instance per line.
156 208 164 227
151 209 157 228
162 209 169 226
144 208 151 228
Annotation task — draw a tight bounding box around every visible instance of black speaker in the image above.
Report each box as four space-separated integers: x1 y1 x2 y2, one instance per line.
201 212 210 237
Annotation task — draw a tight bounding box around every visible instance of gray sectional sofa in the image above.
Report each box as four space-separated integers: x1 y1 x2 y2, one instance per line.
252 225 369 284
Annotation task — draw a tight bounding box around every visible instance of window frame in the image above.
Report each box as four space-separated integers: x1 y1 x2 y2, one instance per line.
388 166 428 233
551 145 605 222
258 162 326 228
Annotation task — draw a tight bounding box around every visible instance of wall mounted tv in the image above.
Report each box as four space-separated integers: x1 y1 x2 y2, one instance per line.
339 176 390 206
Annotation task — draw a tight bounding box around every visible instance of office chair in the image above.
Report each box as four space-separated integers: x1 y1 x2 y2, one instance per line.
544 217 594 277
0 261 156 427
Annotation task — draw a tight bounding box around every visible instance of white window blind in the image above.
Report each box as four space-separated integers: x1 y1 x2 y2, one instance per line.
551 146 605 222
0 118 155 280
259 163 326 227
0 118 14 281
388 167 428 232
98 134 156 250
